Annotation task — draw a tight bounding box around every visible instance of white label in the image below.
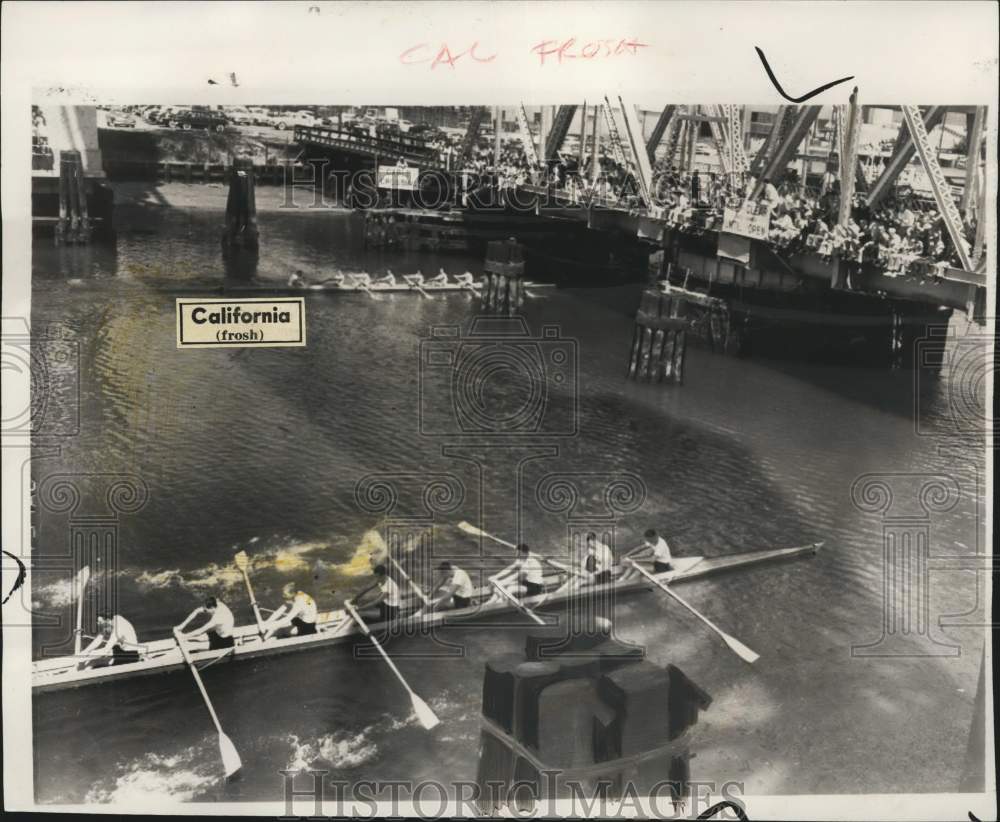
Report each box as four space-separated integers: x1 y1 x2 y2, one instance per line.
176 298 306 348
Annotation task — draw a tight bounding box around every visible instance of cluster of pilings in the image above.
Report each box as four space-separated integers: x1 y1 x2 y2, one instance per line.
627 261 734 384
481 238 526 315
55 151 91 246
221 156 259 255
475 624 711 814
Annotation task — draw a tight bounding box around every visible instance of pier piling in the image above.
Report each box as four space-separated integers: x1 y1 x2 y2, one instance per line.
55 150 91 246
482 238 526 315
221 156 259 254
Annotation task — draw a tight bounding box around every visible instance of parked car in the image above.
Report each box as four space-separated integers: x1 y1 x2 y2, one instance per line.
105 111 136 128
169 109 230 132
224 106 255 125
270 111 315 130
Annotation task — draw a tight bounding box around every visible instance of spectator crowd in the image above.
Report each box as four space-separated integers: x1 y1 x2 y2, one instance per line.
418 126 974 274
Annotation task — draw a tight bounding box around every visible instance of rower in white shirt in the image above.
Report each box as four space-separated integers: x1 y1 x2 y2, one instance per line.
581 532 615 586
78 611 142 669
425 561 476 611
350 564 402 623
490 543 546 600
175 596 235 651
623 528 675 580
262 583 319 640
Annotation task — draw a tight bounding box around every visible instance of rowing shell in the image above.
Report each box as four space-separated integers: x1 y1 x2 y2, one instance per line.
32 543 820 693
224 282 555 294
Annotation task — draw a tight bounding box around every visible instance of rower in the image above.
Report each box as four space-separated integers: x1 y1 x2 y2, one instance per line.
261 583 319 640
350 564 401 623
454 272 476 288
372 270 396 287
175 596 235 651
350 271 372 288
426 268 449 286
490 543 545 600
628 529 674 574
621 528 675 582
427 561 476 610
582 532 615 586
288 270 307 288
78 611 142 669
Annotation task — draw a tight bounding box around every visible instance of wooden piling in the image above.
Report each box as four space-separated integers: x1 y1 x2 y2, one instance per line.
482 237 527 315
221 156 260 255
55 150 91 246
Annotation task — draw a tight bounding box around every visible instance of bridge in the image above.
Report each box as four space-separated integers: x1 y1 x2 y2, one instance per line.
294 100 988 328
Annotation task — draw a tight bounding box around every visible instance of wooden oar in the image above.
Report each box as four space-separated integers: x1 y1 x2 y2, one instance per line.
386 554 431 608
73 566 91 656
626 559 760 664
173 629 242 779
343 601 440 730
489 580 546 625
458 522 585 579
458 520 515 548
403 277 432 299
233 551 265 636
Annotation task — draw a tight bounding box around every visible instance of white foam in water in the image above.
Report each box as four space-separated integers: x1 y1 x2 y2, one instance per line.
286 731 378 770
84 745 219 804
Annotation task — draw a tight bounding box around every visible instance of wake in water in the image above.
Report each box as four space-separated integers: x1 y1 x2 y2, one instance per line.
84 743 222 804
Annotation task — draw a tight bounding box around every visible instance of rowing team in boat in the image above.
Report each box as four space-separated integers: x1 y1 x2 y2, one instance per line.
287 267 478 290
75 528 674 669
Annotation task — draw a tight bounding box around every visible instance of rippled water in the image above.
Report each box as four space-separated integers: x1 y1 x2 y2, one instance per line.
30 183 987 802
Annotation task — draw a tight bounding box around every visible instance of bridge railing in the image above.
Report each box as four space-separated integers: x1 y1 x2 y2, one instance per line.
294 126 445 168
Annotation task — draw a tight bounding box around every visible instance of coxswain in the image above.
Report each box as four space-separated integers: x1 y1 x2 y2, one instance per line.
582 533 615 586
78 611 142 669
490 543 546 600
425 561 476 611
288 270 307 288
261 583 319 640
175 596 235 651
622 528 674 581
350 564 401 623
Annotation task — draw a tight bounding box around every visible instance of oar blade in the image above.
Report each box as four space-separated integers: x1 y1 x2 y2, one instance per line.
724 635 760 664
411 693 440 730
457 521 484 537
233 551 249 571
219 732 243 779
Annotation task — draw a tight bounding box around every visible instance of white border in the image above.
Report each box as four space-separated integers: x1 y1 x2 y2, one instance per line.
3 1 997 817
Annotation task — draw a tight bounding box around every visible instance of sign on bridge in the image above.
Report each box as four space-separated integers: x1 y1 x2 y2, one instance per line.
722 203 771 241
377 164 420 190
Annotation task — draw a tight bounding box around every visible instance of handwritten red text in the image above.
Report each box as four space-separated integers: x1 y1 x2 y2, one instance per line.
400 42 497 70
531 38 649 66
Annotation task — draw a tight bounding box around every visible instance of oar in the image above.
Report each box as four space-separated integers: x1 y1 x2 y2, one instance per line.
233 551 265 636
403 277 432 299
458 521 584 580
343 601 440 730
386 554 431 608
73 566 91 656
490 580 546 625
173 629 243 778
626 559 760 664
